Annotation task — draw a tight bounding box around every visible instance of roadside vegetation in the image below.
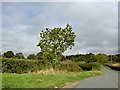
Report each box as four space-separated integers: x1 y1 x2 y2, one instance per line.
104 63 120 72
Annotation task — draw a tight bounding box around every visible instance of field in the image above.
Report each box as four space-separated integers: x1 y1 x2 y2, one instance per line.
2 71 102 88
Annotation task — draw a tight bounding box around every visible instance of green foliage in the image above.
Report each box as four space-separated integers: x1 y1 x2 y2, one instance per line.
117 55 120 62
89 62 101 70
85 53 97 63
27 54 36 60
37 24 76 62
2 58 101 74
3 51 14 58
2 58 50 74
112 56 119 62
79 63 92 71
108 55 120 63
0 53 2 57
58 62 82 72
96 54 109 63
59 55 67 61
15 53 25 59
104 63 120 71
66 54 86 62
36 52 42 60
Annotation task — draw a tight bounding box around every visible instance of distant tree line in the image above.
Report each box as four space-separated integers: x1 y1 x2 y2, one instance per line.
1 51 43 60
66 53 120 63
1 51 120 63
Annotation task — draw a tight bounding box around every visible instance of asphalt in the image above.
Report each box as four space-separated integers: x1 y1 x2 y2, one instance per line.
70 66 118 88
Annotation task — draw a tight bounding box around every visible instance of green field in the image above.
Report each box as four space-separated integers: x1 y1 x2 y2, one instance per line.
2 71 102 88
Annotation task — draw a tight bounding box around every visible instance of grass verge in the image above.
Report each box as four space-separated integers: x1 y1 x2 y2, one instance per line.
2 70 103 88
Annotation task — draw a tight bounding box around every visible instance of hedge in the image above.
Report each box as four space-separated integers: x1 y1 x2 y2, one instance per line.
1 58 101 74
2 59 50 74
89 62 101 70
79 63 92 71
104 63 120 71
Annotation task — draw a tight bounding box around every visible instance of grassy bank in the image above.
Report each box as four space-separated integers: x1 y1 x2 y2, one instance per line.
2 71 102 88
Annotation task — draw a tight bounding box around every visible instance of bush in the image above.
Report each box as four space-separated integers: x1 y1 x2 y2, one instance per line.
89 62 101 70
58 62 82 72
104 63 120 71
79 63 92 71
27 54 36 60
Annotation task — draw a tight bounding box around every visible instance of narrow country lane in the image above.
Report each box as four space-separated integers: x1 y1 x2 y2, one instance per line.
70 66 118 88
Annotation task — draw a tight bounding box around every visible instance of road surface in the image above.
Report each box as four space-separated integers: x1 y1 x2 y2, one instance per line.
70 66 118 88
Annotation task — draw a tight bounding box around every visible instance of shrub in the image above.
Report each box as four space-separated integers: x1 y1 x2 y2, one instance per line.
51 61 82 72
89 62 101 70
79 63 92 71
104 63 120 71
27 54 36 60
58 62 82 72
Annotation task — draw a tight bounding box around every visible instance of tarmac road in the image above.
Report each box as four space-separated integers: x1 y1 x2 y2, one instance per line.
71 66 118 88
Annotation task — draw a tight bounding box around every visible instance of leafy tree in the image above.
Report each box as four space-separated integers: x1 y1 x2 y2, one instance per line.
27 54 36 60
85 53 97 63
112 55 119 63
37 24 76 62
3 51 14 58
15 53 25 59
36 52 42 60
60 55 67 61
0 53 1 57
116 54 120 62
96 54 108 63
78 55 86 62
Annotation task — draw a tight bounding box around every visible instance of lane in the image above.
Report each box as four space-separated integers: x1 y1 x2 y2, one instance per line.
71 66 118 88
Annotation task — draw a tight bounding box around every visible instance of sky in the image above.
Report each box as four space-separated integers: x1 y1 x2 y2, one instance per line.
1 2 118 57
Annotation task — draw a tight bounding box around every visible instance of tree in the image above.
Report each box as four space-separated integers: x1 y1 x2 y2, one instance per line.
109 55 120 63
60 55 67 61
96 54 108 63
78 55 86 62
36 52 42 60
15 53 25 59
0 53 1 58
37 24 76 62
85 53 97 63
116 54 120 62
27 54 36 60
3 51 14 58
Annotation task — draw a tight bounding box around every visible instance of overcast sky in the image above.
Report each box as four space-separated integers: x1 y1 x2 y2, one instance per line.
1 2 118 56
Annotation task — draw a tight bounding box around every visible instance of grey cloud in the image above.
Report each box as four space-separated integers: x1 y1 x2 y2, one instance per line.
2 2 118 56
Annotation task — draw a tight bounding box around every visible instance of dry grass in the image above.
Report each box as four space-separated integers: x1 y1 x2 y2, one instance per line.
28 68 67 74
111 63 120 67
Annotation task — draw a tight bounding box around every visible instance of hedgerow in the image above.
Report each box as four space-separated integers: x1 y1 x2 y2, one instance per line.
1 58 101 74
